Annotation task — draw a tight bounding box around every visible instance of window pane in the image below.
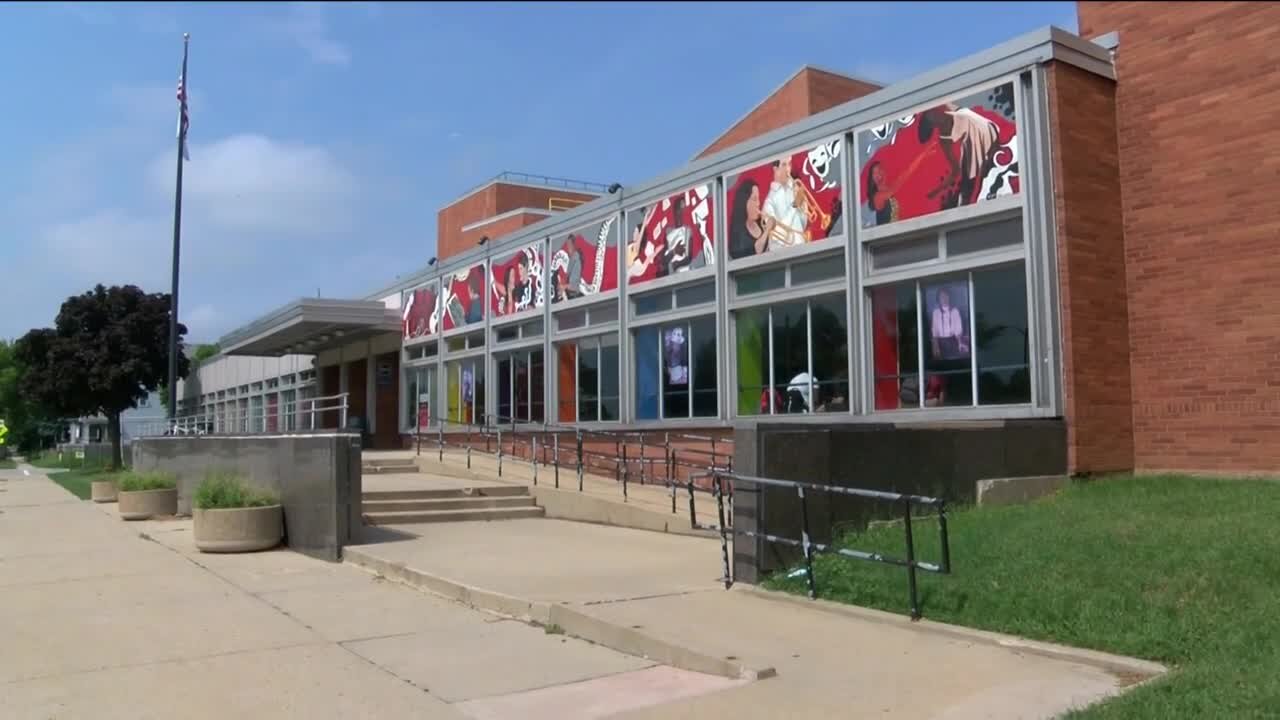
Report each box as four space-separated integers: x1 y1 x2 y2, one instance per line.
923 278 973 407
557 343 576 422
871 283 919 410
975 264 1031 404
634 293 671 316
522 317 544 338
530 350 545 423
558 309 587 331
735 307 769 416
468 332 486 349
772 301 809 414
577 338 599 422
447 362 461 422
676 282 716 307
735 268 786 296
590 303 618 325
661 322 690 419
690 315 718 417
497 357 512 422
869 235 938 270
515 354 530 422
404 371 419 429
496 326 519 342
791 256 845 286
947 218 1023 256
473 360 486 425
600 340 620 422
447 336 466 352
809 295 849 413
634 326 660 420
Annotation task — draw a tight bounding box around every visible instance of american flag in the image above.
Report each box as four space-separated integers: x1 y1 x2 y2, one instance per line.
176 75 190 161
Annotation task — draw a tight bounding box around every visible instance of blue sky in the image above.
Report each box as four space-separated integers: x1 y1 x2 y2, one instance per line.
0 1 1077 343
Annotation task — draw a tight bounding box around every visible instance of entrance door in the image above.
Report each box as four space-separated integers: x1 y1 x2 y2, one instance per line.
373 351 400 449
347 359 368 433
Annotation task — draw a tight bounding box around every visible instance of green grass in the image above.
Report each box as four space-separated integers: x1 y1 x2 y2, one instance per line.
116 471 177 492
763 475 1280 718
48 468 119 500
0 458 15 470
28 451 96 470
194 472 278 509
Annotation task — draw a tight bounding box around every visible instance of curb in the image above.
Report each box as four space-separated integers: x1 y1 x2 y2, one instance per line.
343 546 773 681
738 586 1168 680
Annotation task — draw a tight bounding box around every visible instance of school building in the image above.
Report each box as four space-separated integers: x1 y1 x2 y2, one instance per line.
178 2 1280 479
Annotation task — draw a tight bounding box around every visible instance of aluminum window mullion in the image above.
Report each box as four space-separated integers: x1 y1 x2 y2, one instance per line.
686 320 694 419
767 308 776 416
806 301 814 414
969 272 979 407
916 282 925 410
656 327 664 420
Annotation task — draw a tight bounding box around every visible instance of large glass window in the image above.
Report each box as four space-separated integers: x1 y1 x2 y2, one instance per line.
635 315 718 420
735 294 848 416
403 365 436 430
493 349 545 424
445 357 484 424
870 262 1029 410
555 335 619 423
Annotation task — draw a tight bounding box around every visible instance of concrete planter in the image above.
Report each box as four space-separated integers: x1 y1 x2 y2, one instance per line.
90 480 118 504
194 505 283 553
117 488 178 520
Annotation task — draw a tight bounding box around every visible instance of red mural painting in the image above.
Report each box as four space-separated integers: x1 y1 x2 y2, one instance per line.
489 243 545 318
626 184 715 287
401 285 439 340
726 140 845 261
551 220 619 304
441 263 485 332
859 83 1019 229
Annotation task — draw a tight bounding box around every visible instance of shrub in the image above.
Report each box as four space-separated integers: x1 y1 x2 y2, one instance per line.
194 472 278 510
116 471 177 492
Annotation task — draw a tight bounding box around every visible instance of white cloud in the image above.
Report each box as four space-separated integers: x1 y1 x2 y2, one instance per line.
183 303 226 341
39 210 172 287
270 3 352 66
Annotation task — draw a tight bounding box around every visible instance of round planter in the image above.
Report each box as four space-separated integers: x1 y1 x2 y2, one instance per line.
117 488 178 520
91 480 118 504
194 505 283 553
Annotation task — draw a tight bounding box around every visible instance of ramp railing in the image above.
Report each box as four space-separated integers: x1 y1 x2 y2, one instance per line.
138 393 351 437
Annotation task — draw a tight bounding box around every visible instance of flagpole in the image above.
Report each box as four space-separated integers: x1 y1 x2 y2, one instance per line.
167 33 189 422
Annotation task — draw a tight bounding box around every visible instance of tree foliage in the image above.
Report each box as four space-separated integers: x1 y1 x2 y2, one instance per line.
15 284 189 469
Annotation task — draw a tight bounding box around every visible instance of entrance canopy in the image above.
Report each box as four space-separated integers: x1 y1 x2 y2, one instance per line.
219 298 401 357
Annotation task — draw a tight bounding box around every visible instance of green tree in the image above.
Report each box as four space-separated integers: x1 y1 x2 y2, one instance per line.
0 339 48 453
15 285 190 470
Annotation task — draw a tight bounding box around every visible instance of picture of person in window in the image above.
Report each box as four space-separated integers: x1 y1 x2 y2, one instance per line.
929 285 970 361
663 327 688 386
728 178 772 259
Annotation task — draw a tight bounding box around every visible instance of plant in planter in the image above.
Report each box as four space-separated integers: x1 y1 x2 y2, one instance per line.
91 471 120 504
116 471 178 520
193 472 282 553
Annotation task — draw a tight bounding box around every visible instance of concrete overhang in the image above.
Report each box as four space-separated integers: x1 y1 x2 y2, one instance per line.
218 298 401 357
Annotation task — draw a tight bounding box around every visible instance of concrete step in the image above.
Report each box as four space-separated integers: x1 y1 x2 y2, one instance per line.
361 496 535 512
361 486 530 501
362 462 418 474
363 506 545 525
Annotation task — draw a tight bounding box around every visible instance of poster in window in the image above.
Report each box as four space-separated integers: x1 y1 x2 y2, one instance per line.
663 326 689 386
401 282 440 340
626 183 716 287
490 242 545 318
724 138 845 261
441 262 486 331
925 280 970 362
858 82 1018 230
551 217 619 304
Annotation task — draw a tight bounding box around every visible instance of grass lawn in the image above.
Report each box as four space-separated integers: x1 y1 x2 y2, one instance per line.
46 467 119 500
764 474 1280 718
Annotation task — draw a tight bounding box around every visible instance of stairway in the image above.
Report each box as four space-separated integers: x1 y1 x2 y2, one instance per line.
361 485 544 525
362 457 419 475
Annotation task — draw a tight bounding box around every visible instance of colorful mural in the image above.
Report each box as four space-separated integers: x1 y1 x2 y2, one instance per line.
725 138 845 261
551 217 619 304
858 82 1018 230
625 183 715 287
490 242 545 318
440 262 486 332
401 282 440 341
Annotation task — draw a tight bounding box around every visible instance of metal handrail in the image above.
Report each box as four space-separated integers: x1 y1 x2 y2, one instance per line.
703 469 951 620
139 392 351 437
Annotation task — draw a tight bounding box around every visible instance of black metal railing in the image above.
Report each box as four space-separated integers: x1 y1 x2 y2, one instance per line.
703 469 951 620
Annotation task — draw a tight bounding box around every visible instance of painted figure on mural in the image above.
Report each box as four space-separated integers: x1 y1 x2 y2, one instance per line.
918 104 1001 209
763 159 808 248
627 211 662 280
465 269 484 325
728 179 770 260
865 153 935 227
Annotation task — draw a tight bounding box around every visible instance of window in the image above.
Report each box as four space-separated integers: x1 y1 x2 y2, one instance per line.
735 268 786 296
735 294 848 416
496 326 519 343
556 334 619 423
635 315 717 420
282 389 297 431
635 293 671 316
946 217 1022 256
675 282 716 307
494 349 544 423
404 365 436 429
445 357 485 424
790 256 844 286
558 309 587 331
869 235 938 270
870 263 1029 410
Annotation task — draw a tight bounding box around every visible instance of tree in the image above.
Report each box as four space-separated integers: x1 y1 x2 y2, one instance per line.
16 285 189 470
0 339 51 453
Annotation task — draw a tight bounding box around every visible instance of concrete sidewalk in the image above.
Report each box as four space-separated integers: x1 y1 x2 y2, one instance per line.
0 466 739 719
347 518 1165 719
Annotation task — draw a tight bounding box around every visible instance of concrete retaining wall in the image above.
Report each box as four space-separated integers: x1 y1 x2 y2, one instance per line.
131 434 363 561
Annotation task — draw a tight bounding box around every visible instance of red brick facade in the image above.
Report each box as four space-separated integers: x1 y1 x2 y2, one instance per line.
697 67 880 159
1078 2 1280 473
437 183 598 261
1047 61 1133 474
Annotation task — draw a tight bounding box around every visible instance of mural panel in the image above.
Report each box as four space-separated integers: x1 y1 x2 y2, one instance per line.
440 262 486 332
490 242 545 318
401 281 440 341
858 82 1018 230
551 216 619 304
625 183 715 287
725 138 845 261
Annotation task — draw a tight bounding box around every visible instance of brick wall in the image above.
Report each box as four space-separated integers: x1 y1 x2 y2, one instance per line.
437 183 598 261
459 212 554 251
698 67 879 159
1047 61 1134 474
1079 2 1280 473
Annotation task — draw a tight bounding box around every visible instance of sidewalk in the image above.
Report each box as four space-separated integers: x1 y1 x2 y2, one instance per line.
0 465 739 720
